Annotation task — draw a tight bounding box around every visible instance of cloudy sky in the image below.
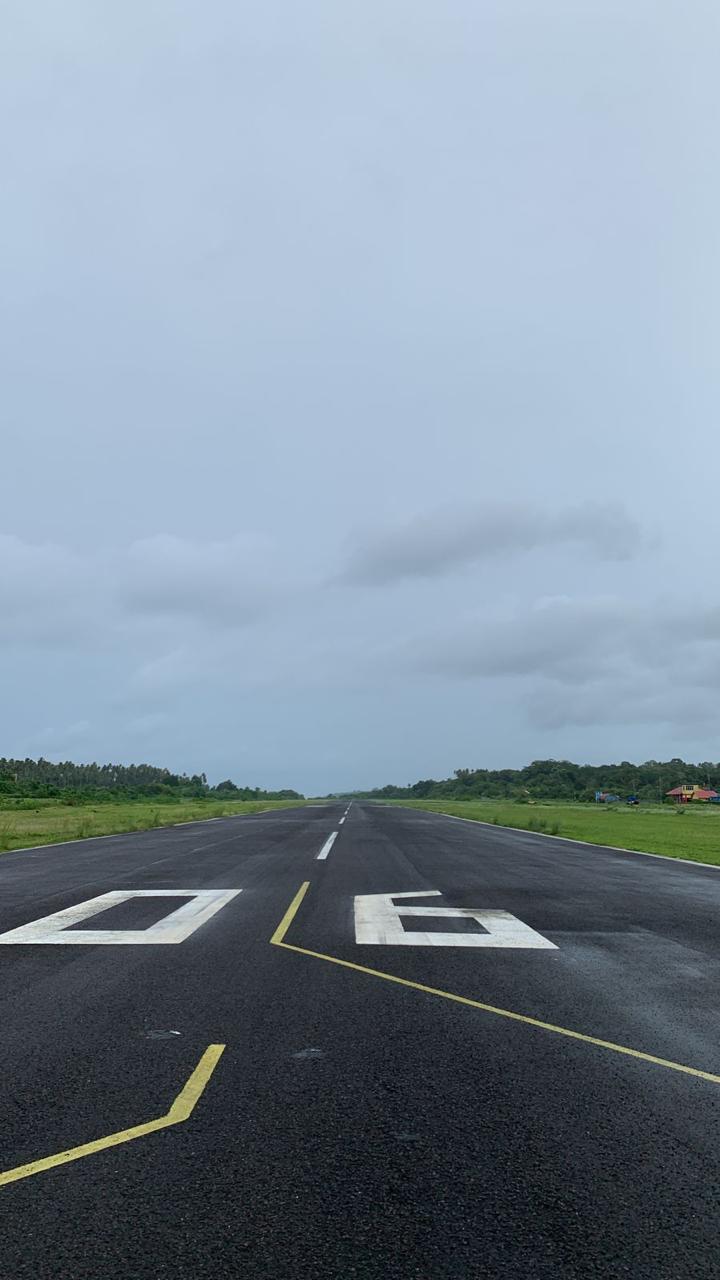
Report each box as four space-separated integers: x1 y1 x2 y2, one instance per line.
2 1 718 794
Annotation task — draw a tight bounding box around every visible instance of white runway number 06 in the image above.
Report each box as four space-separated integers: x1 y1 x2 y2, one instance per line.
0 889 242 945
354 892 557 948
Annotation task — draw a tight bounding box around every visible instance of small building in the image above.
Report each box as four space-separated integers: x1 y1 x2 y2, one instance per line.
666 785 719 803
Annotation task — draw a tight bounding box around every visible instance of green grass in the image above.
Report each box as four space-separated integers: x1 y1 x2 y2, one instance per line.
0 797 306 854
380 799 720 865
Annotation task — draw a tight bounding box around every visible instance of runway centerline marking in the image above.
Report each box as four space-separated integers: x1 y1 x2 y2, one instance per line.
0 889 242 945
316 832 338 861
270 883 720 1087
0 1044 225 1188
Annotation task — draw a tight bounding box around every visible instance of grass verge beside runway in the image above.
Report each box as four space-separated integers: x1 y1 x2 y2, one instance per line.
0 798 306 854
381 799 720 865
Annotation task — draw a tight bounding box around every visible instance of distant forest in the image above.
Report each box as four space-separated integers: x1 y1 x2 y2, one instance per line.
0 758 302 802
349 759 720 803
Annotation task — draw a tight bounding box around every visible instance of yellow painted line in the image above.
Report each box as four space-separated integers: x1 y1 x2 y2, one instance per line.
0 1043 225 1189
271 885 720 1087
270 880 310 944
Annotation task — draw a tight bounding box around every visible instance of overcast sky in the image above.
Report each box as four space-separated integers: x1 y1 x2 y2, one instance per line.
2 1 718 794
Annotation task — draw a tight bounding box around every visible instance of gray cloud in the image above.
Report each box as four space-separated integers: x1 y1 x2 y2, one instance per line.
123 712 171 736
527 680 717 733
32 720 92 747
1 1 719 790
412 596 638 682
340 502 641 586
122 534 273 623
403 593 720 731
0 535 96 644
0 533 276 649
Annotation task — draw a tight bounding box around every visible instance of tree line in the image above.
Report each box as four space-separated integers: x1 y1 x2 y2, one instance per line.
0 758 302 802
345 758 720 803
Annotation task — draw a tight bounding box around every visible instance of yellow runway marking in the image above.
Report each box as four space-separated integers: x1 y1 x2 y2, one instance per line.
271 880 311 945
0 1044 225 1188
271 883 720 1087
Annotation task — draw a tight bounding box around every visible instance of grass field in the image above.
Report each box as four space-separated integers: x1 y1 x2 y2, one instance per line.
383 799 720 866
0 797 305 854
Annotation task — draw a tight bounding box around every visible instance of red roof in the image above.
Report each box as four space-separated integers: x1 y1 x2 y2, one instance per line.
666 786 718 798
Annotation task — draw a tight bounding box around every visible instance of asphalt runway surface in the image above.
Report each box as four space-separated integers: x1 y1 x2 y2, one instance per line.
0 801 719 1278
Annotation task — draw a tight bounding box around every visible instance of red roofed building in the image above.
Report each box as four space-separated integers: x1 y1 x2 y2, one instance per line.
666 785 719 803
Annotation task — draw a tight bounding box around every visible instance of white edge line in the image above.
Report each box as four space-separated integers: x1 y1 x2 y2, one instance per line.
316 831 339 861
386 806 720 871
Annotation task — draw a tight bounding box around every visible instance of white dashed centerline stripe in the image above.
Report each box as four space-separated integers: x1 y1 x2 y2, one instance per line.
316 832 339 861
338 817 346 826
